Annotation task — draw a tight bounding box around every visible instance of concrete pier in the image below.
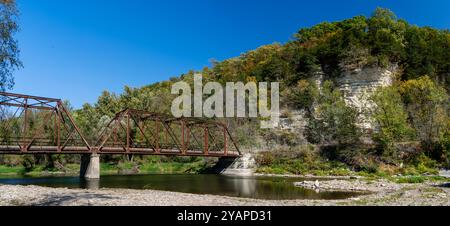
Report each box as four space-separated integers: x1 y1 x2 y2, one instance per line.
80 153 100 179
211 154 256 176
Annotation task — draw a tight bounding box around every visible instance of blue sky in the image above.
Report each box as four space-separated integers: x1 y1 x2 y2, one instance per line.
12 0 450 108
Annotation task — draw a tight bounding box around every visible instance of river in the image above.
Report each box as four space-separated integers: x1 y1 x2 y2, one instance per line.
0 174 362 200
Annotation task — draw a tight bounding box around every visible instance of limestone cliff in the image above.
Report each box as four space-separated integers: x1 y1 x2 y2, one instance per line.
278 64 398 138
337 64 398 129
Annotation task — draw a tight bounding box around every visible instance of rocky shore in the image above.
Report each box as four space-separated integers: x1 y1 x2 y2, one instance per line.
294 179 401 192
1 178 449 206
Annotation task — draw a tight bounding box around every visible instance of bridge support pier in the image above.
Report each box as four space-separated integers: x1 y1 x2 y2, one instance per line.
207 154 255 176
80 153 100 179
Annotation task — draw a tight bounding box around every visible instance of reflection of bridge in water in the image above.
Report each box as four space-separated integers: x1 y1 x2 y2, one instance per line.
0 92 241 178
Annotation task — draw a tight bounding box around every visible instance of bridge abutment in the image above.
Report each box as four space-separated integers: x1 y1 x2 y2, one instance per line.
210 154 256 176
80 153 100 179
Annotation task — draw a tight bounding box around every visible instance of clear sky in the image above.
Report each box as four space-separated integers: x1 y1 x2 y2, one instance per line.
11 0 450 108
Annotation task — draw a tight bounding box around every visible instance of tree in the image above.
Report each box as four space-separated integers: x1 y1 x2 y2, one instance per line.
370 86 414 157
95 90 120 117
282 79 319 111
442 120 450 166
295 21 340 45
0 0 21 91
399 76 449 154
338 43 370 71
73 103 100 140
306 81 361 146
402 26 450 89
367 7 406 66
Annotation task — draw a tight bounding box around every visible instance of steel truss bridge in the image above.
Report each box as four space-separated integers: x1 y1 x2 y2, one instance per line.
0 92 240 157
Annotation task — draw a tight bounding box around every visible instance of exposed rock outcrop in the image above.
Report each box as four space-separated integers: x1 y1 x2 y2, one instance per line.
336 64 398 129
278 65 398 136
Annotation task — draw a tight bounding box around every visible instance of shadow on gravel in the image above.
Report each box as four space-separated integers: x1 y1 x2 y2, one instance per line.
436 183 450 188
32 193 115 206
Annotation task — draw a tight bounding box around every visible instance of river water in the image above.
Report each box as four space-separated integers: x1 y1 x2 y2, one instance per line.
0 174 363 200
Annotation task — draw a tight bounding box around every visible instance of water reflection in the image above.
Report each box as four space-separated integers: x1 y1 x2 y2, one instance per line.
80 178 100 190
0 174 363 200
231 176 256 197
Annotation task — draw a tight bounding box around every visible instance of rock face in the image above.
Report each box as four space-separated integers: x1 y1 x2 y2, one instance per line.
279 109 309 142
278 65 398 135
336 64 398 129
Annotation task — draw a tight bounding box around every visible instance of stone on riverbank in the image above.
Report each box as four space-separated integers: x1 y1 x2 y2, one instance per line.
1 178 450 206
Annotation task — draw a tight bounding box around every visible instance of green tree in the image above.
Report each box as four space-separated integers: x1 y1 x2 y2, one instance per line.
73 103 100 140
95 91 120 117
306 81 361 146
442 120 450 166
0 0 21 91
399 76 449 154
367 7 406 66
282 79 319 111
285 43 320 81
370 86 414 157
402 26 450 89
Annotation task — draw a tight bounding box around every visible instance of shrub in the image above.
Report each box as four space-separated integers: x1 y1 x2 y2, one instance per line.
360 161 379 174
409 153 437 169
396 176 425 183
255 152 275 166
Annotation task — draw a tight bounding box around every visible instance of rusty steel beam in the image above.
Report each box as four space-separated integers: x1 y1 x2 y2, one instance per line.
0 150 240 157
57 102 91 150
94 108 241 156
0 102 55 111
0 92 92 154
1 92 241 157
0 92 61 102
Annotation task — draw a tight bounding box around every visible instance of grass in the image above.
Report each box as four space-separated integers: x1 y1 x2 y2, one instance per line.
100 162 118 175
0 157 209 177
138 161 206 174
0 165 24 175
0 164 78 176
396 176 426 183
255 159 353 176
0 160 208 177
99 160 208 175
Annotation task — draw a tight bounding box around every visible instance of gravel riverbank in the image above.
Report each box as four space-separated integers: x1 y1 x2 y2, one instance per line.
1 178 449 206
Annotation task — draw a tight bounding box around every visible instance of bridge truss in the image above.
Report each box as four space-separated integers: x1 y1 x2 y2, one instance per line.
0 92 240 157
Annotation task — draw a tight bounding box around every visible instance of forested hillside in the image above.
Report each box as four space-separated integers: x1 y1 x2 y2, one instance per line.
1 8 449 176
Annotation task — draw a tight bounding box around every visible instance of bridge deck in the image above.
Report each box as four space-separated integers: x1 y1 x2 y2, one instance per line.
0 145 240 157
